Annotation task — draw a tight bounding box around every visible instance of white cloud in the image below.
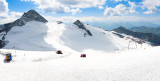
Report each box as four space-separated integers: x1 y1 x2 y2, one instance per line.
143 10 154 14
115 0 128 2
128 1 137 13
70 8 82 15
21 0 106 15
98 6 104 9
45 16 106 23
68 0 106 8
104 1 137 16
10 12 23 18
115 0 122 2
142 0 160 14
44 15 160 24
0 0 22 22
0 12 23 24
104 4 128 16
0 0 9 18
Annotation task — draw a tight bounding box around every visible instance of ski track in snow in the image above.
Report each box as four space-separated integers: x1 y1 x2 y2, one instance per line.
0 21 158 81
0 47 160 81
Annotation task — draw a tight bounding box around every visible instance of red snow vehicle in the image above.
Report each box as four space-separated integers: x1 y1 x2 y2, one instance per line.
81 54 86 58
56 50 63 54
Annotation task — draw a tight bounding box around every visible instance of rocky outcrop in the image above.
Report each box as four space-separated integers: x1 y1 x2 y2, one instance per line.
57 21 63 24
73 20 92 36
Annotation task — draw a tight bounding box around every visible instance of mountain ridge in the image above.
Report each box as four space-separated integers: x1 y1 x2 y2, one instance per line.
73 20 92 36
113 26 160 46
130 26 160 37
0 9 48 48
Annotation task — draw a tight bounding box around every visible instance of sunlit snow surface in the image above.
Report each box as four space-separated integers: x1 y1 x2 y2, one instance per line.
3 21 149 52
0 21 157 81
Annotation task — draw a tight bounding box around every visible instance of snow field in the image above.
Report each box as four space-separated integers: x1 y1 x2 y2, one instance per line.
0 21 157 81
0 46 160 81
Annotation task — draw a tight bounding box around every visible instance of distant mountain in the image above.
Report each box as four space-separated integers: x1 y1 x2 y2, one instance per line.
113 27 160 46
0 9 48 48
86 21 160 30
130 26 160 37
0 9 153 51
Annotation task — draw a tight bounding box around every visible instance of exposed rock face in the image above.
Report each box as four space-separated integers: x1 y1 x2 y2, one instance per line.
73 20 92 36
20 9 48 23
57 21 63 24
1 9 48 33
113 26 160 46
0 9 48 48
0 40 5 48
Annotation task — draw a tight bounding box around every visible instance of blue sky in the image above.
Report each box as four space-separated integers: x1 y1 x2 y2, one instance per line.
7 0 107 17
4 0 160 16
0 0 160 25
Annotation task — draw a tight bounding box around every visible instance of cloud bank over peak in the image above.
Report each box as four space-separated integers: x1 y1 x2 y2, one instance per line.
104 1 137 16
0 0 9 18
142 0 160 14
21 0 106 15
20 0 160 15
114 0 128 2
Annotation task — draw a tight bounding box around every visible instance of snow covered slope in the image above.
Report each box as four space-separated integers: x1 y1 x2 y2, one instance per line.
3 21 55 51
0 10 156 81
0 46 159 81
0 20 156 81
3 20 150 52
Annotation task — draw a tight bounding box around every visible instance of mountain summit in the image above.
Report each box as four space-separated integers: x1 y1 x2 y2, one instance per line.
74 20 86 30
1 9 47 33
0 9 48 48
20 9 48 23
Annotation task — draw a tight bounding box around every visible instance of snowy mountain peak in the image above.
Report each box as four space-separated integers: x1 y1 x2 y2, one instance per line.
21 9 48 23
73 20 92 36
1 9 48 32
73 20 86 30
0 10 48 48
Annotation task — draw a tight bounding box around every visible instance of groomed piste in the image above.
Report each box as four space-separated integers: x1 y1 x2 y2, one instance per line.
0 20 157 81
